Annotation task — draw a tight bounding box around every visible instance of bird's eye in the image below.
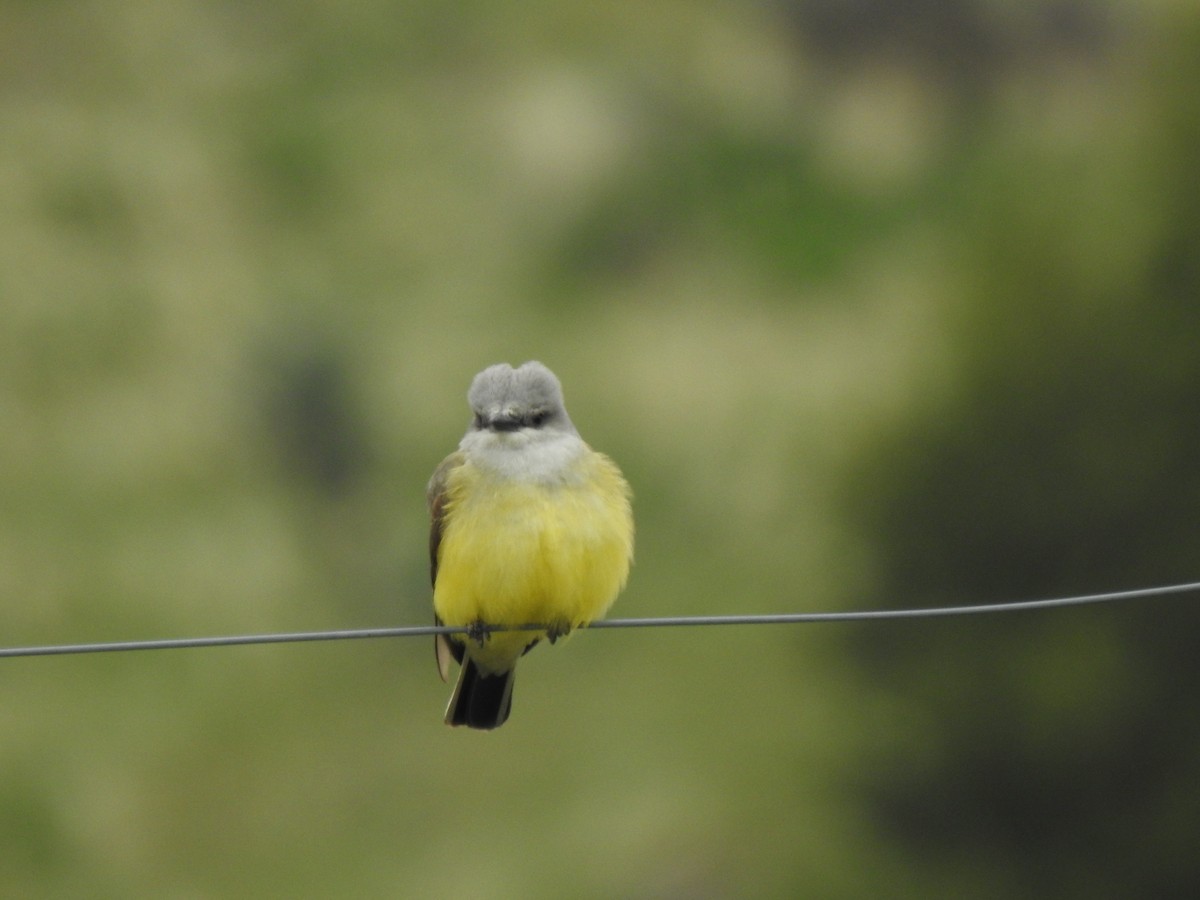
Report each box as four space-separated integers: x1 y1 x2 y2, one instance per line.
472 413 485 429
529 411 548 427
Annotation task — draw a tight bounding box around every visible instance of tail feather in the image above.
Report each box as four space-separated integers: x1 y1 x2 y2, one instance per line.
444 659 515 730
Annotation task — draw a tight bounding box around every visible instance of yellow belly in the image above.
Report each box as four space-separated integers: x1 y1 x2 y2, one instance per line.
432 453 633 674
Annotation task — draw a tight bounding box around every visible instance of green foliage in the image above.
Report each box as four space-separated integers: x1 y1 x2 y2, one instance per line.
838 11 1200 897
1 1 1197 896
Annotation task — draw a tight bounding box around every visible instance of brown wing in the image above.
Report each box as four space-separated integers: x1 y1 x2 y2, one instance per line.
427 452 465 682
426 451 464 587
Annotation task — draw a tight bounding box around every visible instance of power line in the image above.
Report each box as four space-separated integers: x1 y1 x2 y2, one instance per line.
0 579 1196 660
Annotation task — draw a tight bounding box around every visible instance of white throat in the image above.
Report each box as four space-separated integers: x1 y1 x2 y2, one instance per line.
460 428 588 485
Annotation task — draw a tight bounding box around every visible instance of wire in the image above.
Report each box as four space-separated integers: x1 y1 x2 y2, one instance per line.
593 578 1200 627
1 579 1195 661
0 626 447 659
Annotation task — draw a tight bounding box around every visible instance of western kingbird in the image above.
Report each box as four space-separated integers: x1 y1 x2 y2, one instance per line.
427 361 634 729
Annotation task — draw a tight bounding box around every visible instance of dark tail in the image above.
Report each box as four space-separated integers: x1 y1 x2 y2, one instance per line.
444 659 515 730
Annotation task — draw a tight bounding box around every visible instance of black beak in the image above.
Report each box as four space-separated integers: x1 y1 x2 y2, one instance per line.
489 414 521 432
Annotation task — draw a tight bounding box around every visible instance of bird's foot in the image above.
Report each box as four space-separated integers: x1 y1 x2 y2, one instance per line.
545 618 572 644
466 620 491 646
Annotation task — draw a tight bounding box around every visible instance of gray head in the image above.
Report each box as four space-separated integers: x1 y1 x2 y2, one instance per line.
465 361 577 438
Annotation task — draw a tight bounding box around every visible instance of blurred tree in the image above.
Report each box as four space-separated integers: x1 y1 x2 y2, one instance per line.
783 0 1109 95
259 335 369 498
838 11 1200 898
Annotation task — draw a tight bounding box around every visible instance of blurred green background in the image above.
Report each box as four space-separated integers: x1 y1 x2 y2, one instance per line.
3 0 1199 896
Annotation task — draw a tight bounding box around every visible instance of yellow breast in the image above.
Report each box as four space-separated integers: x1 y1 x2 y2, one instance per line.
432 451 633 674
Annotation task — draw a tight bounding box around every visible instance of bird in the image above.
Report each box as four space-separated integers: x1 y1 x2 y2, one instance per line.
427 361 634 729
